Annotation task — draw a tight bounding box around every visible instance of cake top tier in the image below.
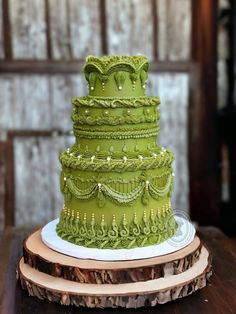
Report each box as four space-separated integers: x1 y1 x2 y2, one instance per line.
84 55 149 98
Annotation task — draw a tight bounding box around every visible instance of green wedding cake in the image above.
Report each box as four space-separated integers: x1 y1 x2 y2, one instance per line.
56 55 177 249
17 55 211 309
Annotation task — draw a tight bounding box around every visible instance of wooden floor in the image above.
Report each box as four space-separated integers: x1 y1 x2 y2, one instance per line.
0 226 236 314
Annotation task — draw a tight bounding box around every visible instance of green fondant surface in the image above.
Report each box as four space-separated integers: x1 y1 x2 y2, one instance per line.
56 55 177 249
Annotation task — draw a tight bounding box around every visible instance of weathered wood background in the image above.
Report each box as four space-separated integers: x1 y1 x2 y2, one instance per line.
0 0 193 228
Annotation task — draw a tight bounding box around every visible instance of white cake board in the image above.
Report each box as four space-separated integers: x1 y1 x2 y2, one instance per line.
41 216 195 261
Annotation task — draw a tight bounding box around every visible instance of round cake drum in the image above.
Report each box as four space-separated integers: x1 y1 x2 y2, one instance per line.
41 216 196 261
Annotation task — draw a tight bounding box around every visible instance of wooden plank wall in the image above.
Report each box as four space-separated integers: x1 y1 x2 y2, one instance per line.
14 135 74 227
0 0 192 228
157 0 191 60
9 0 47 59
106 0 153 57
48 0 102 59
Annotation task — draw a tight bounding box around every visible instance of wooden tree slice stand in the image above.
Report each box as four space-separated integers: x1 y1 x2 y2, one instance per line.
17 229 212 308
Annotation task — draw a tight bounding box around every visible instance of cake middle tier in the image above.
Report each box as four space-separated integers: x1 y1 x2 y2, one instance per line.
72 100 160 127
71 95 161 153
72 96 160 133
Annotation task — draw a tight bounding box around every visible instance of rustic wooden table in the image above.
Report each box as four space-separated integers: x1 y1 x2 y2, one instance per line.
0 226 236 314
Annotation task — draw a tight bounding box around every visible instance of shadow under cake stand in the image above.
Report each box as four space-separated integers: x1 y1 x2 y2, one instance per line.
17 216 212 308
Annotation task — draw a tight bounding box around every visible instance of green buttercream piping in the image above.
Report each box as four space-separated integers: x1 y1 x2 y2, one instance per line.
59 150 175 173
114 71 126 90
88 72 97 90
73 112 158 126
140 69 148 87
84 55 149 76
73 125 159 140
72 96 160 108
67 144 161 159
56 204 177 249
60 172 174 207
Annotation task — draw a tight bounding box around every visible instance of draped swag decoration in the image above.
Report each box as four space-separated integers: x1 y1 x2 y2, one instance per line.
60 171 174 207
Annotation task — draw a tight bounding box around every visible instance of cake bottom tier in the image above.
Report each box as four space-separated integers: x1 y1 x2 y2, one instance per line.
17 230 212 309
56 199 178 249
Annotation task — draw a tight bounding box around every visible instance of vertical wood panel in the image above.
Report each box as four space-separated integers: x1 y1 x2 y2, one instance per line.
9 0 47 59
152 0 158 60
191 0 219 225
106 0 153 58
4 134 15 226
0 142 6 230
48 0 69 59
70 73 87 96
148 73 189 211
0 0 4 58
0 76 13 129
0 75 50 130
2 0 12 59
157 0 191 61
50 75 75 131
50 74 86 131
68 0 101 58
49 0 101 59
44 0 52 59
99 0 108 54
14 135 74 227
14 137 53 227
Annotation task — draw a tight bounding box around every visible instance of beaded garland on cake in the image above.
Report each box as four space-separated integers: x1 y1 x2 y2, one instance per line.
59 148 174 172
56 55 178 249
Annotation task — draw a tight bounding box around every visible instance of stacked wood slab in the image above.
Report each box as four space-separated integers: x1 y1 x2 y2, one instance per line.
17 229 212 308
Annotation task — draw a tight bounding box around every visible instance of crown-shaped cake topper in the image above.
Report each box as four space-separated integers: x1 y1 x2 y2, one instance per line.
84 55 149 94
84 55 149 74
